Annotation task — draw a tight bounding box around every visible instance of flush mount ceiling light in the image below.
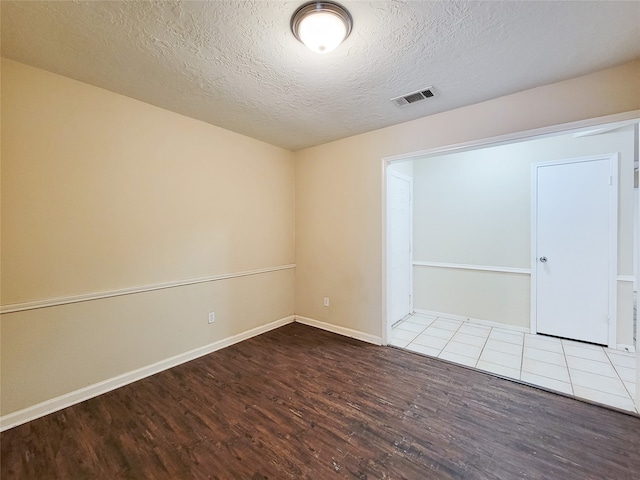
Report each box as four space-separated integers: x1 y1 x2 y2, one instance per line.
291 1 353 54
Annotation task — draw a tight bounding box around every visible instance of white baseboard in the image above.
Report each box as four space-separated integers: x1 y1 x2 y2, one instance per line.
413 309 529 333
413 308 467 322
616 275 635 283
0 315 295 432
615 344 636 353
295 316 382 346
467 317 530 333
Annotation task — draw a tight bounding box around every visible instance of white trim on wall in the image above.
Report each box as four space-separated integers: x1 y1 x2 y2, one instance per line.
616 275 635 283
0 264 296 314
383 112 640 164
381 159 389 345
413 309 467 322
413 261 531 275
413 309 530 333
295 316 382 346
616 344 636 353
0 315 296 432
468 317 530 333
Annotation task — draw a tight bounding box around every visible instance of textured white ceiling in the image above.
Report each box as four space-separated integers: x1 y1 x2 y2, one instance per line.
2 1 639 151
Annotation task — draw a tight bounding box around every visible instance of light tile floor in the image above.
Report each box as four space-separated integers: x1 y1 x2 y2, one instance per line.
391 313 638 414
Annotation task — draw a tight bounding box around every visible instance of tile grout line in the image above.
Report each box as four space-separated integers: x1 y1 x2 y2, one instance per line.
402 314 437 351
473 325 493 369
477 359 521 376
441 318 489 363
473 327 493 368
518 333 525 381
396 314 431 347
389 318 412 348
424 319 490 364
602 350 637 402
458 320 486 365
480 328 524 370
433 318 465 360
604 349 637 400
615 366 638 401
520 337 574 391
564 343 635 406
560 340 576 396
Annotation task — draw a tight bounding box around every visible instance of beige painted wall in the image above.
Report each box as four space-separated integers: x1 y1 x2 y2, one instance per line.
0 59 295 415
295 59 640 340
412 126 636 343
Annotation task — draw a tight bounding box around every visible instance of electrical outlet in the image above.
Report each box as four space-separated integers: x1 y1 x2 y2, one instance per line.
323 297 330 307
208 312 216 324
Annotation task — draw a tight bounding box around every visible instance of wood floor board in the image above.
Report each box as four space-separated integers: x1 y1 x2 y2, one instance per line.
2 323 639 479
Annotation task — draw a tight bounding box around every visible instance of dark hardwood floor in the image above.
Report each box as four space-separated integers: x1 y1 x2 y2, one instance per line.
2 322 639 479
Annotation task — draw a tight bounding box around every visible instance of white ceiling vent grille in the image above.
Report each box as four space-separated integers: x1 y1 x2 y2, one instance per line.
391 87 435 107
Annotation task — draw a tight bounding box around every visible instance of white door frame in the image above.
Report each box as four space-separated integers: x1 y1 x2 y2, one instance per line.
530 153 618 348
636 122 640 410
385 167 413 343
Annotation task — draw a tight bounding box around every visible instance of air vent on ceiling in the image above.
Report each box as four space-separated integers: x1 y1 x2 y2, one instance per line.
391 87 435 107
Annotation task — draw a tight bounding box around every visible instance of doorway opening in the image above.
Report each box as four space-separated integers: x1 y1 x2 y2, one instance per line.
383 114 639 414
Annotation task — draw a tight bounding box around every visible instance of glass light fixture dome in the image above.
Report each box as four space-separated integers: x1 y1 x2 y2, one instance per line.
291 2 353 54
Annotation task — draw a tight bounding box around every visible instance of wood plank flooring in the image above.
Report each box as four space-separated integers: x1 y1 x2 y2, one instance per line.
2 322 639 479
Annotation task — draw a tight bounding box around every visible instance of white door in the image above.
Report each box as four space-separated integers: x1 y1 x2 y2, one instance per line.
387 170 413 327
532 154 617 346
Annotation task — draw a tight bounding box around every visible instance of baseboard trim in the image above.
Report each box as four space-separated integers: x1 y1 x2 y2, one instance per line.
0 315 295 432
617 275 635 283
295 316 382 346
615 344 636 353
413 261 530 275
413 309 529 333
467 317 530 333
414 309 466 322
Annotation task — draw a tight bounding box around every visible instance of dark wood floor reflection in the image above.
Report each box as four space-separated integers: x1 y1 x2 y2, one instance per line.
2 323 639 479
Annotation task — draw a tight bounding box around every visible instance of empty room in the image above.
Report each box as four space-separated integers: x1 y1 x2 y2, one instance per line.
1 1 639 479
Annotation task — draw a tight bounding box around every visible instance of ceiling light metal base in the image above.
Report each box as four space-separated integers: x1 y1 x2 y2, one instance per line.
291 1 353 53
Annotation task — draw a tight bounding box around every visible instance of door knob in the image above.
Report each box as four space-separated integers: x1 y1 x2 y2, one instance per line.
539 256 548 263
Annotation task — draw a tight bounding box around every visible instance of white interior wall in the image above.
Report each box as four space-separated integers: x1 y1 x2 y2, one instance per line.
412 125 636 345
